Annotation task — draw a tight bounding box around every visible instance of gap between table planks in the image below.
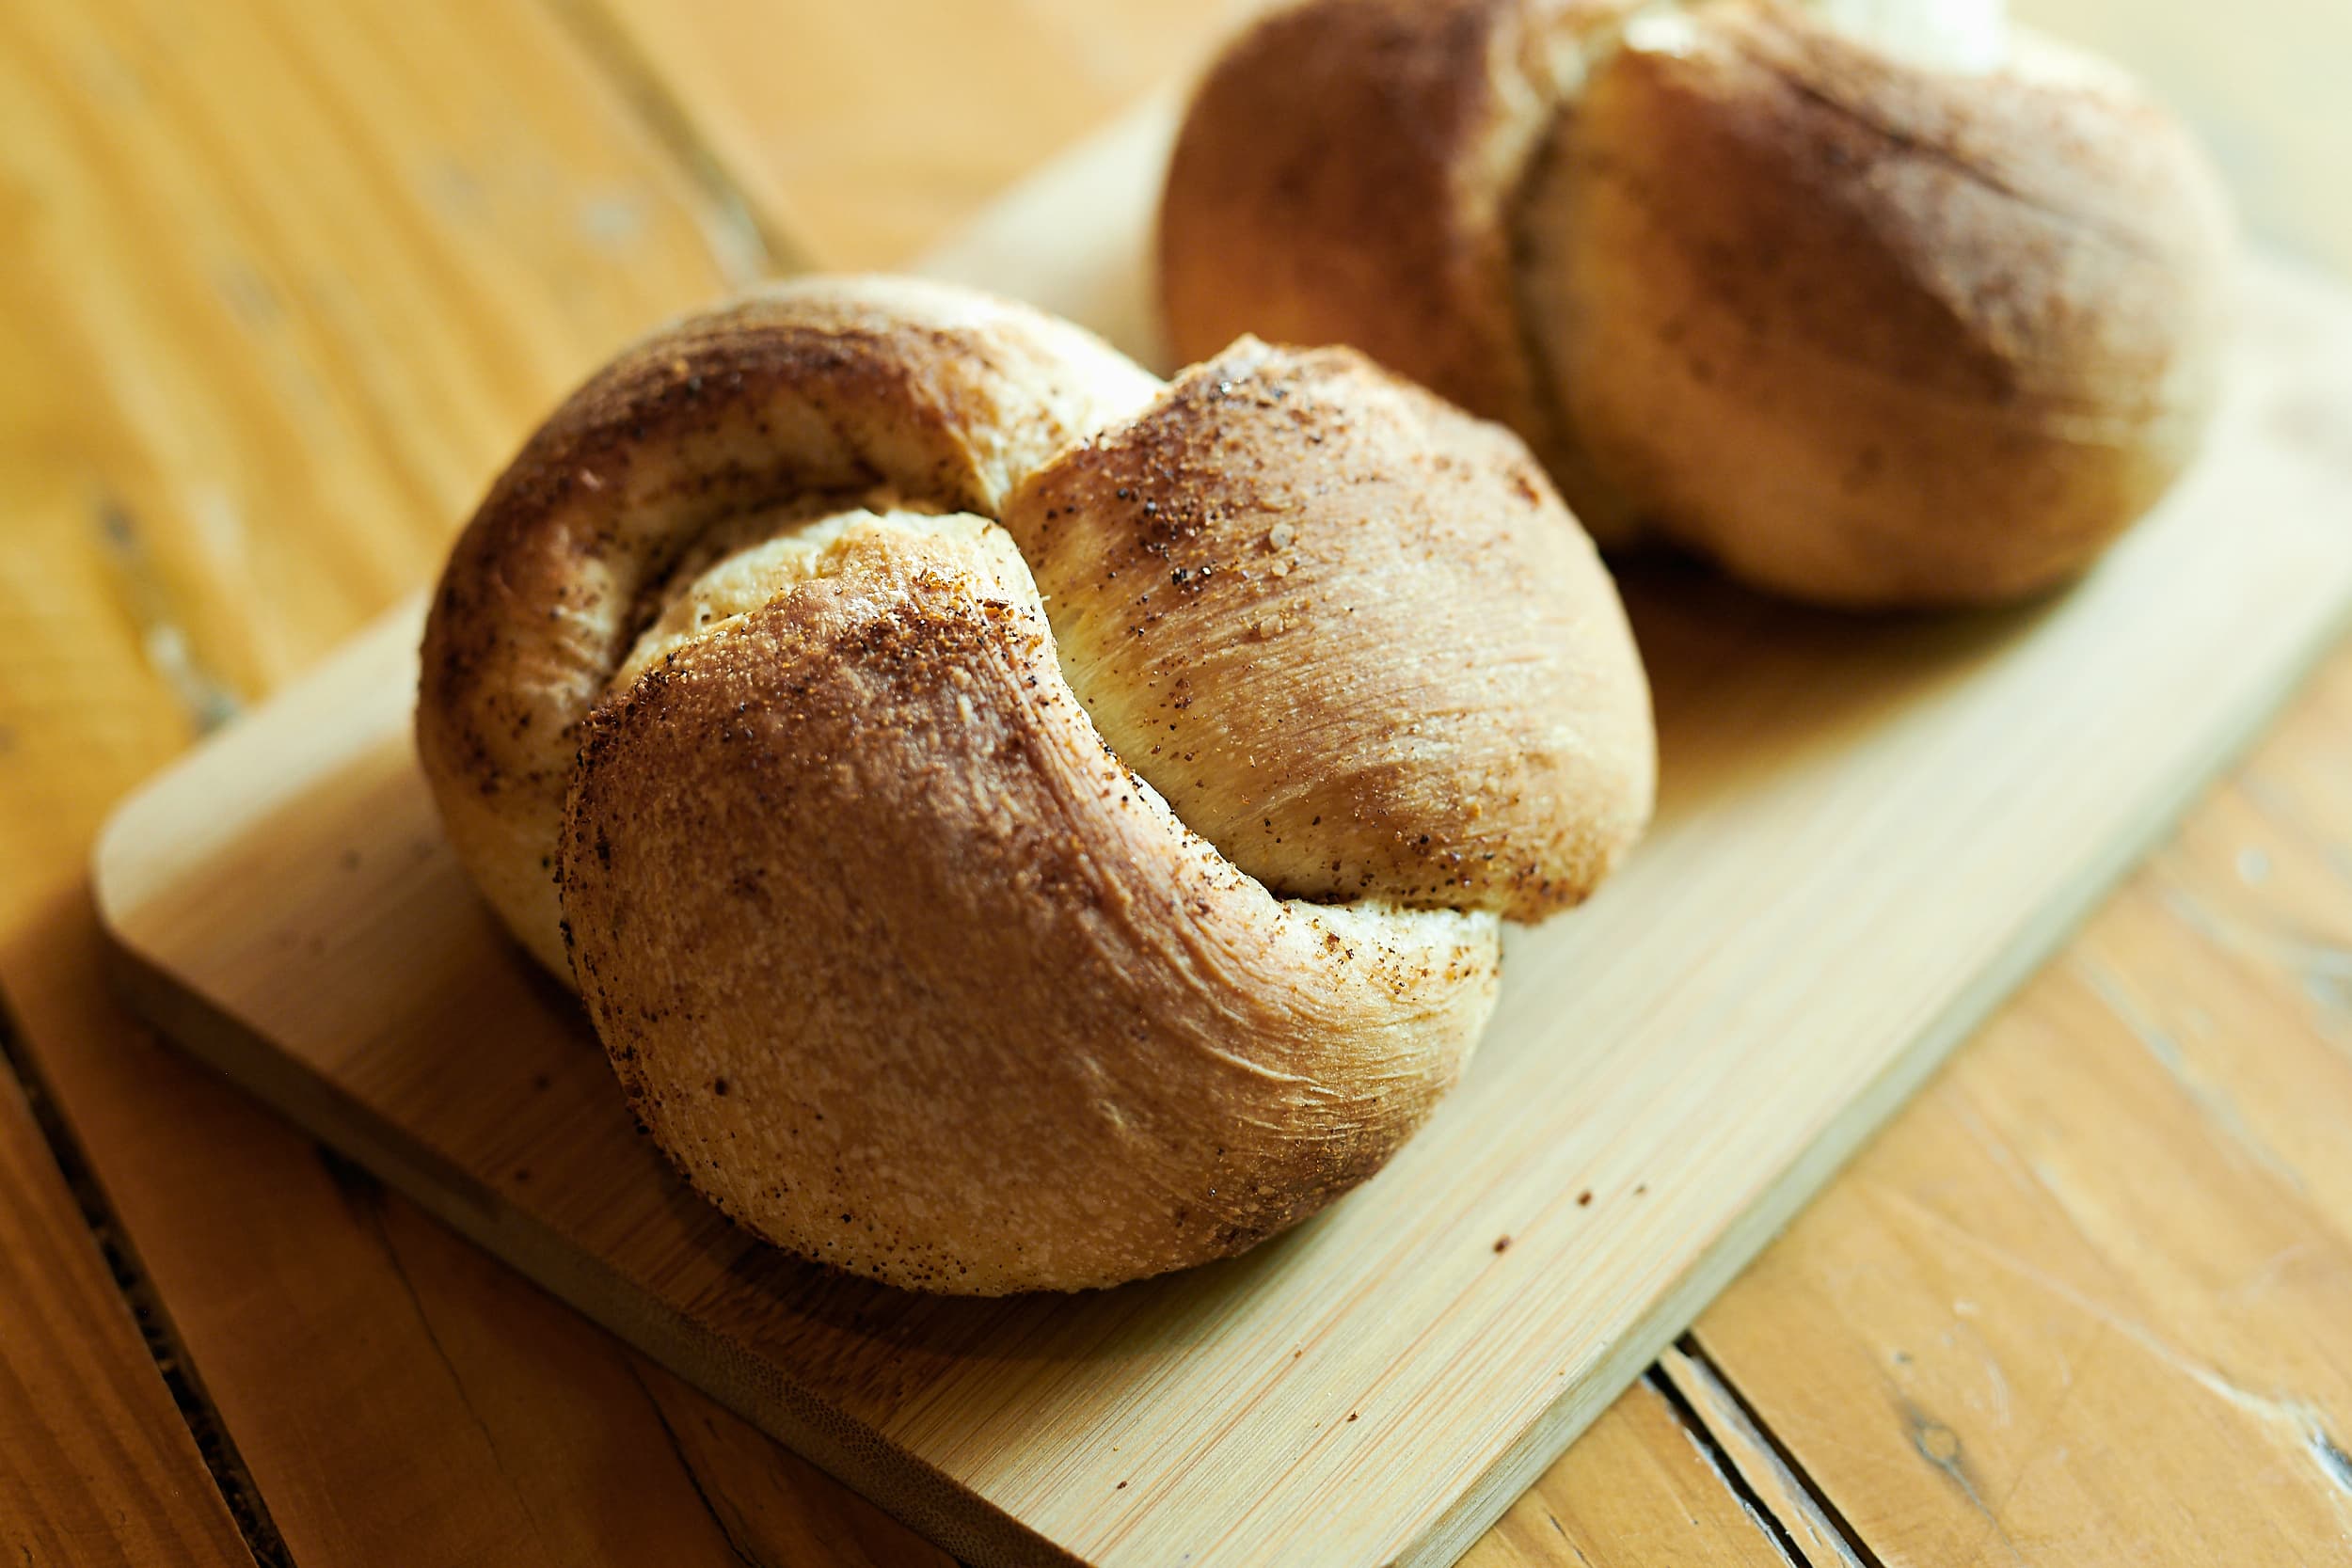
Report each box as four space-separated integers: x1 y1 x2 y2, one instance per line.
1690 667 2352 1564
0 1030 255 1568
91 126 2352 1564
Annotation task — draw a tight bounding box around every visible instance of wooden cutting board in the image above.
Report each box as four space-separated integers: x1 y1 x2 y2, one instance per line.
93 102 2352 1568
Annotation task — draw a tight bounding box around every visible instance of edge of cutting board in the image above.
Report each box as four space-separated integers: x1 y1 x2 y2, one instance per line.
97 742 1083 1567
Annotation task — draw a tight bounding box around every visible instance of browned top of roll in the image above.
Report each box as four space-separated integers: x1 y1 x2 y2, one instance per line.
417 277 1654 1293
1158 0 2234 603
1515 0 2233 601
1159 0 1632 465
1004 339 1651 918
563 522 1502 1294
1575 5 2223 418
418 277 1159 974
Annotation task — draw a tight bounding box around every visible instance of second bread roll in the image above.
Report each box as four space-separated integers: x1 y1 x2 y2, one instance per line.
1159 0 2233 607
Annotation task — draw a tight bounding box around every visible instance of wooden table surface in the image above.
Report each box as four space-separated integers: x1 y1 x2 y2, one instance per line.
1 2 2346 1564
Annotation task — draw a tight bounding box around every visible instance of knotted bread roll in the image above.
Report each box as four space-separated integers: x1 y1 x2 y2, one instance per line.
1159 0 2233 607
418 277 1653 1294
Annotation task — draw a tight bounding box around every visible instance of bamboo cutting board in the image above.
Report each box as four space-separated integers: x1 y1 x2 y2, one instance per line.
93 103 2352 1568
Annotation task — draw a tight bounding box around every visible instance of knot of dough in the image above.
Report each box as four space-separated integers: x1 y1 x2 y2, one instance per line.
418 277 1652 1293
1158 0 2231 606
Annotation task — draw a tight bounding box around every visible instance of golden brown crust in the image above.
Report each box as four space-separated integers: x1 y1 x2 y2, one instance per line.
1517 1 2233 603
418 277 1158 971
562 526 1502 1294
1003 339 1652 917
1157 0 1640 525
418 277 1653 1293
1157 0 2233 605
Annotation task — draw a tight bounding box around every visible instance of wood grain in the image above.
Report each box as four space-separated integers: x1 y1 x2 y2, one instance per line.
584 0 2352 292
8 900 953 1568
1656 1345 1865 1568
0 1058 255 1568
1463 1374 1792 1568
90 175 2352 1564
576 0 1254 269
1689 665 2352 1565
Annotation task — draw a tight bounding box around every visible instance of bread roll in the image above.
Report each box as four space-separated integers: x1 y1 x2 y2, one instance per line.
1159 0 2233 606
418 277 1653 1294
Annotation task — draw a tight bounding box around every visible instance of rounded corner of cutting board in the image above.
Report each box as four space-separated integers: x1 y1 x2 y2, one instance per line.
91 592 434 956
91 754 185 953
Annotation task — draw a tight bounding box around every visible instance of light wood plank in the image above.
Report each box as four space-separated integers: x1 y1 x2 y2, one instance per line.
630 1364 958 1568
578 0 1253 269
0 0 759 709
7 902 956 1568
1690 673 2352 1566
0 1062 256 1568
1463 1375 1792 1568
575 0 2352 308
1655 1345 1862 1568
0 0 937 1564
